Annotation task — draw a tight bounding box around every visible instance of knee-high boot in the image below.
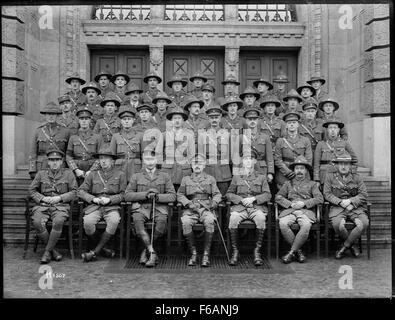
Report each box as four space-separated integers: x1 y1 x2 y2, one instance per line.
201 232 214 267
228 229 239 266
253 229 265 266
185 232 197 266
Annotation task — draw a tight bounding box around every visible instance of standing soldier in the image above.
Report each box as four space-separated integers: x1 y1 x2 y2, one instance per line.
242 107 274 183
78 148 127 262
124 82 143 108
298 97 324 153
216 75 240 106
29 149 77 264
66 106 102 185
134 103 158 133
220 96 245 132
125 151 176 267
323 151 368 259
152 91 173 132
272 74 289 115
183 96 209 148
94 70 113 99
319 96 348 140
296 84 316 101
201 83 216 113
189 71 208 100
167 75 188 107
110 105 143 182
111 70 130 105
65 72 86 112
239 86 261 117
314 118 357 186
58 95 79 135
177 153 222 267
280 89 304 119
253 77 273 104
226 149 272 266
94 92 122 149
275 156 324 264
307 75 327 118
274 112 312 190
157 106 195 191
202 104 232 195
81 81 103 128
141 71 162 104
28 102 70 180
259 95 286 149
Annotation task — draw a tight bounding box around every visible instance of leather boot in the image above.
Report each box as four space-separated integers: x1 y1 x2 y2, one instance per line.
40 250 52 264
38 230 49 244
45 230 62 260
93 231 113 255
139 249 148 265
295 250 306 263
335 245 348 259
228 229 239 266
201 232 213 267
349 245 360 258
145 251 158 268
51 249 63 262
81 250 97 262
185 232 197 266
282 250 296 264
253 229 265 266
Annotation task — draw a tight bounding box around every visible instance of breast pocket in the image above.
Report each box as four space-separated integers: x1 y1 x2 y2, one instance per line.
155 179 166 193
108 177 121 193
137 183 147 193
56 181 69 194
72 140 84 155
117 141 127 154
92 182 104 194
237 182 249 194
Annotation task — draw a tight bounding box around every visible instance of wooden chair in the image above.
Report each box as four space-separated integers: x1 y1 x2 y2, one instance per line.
23 196 75 259
275 203 322 259
125 201 174 261
324 201 371 259
78 201 125 259
224 201 273 258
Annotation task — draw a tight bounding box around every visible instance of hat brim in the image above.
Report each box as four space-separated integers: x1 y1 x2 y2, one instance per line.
136 105 154 113
221 101 243 111
100 99 121 108
184 100 204 111
253 81 273 90
260 101 282 108
40 110 62 115
282 113 301 121
319 101 340 111
111 74 130 84
322 121 344 128
283 96 303 103
221 80 240 86
239 93 261 100
166 112 188 121
289 162 312 171
307 79 326 85
93 153 117 159
333 159 358 164
273 79 289 83
143 75 162 84
167 80 188 88
125 89 143 95
190 76 208 82
152 97 172 105
297 86 316 96
94 73 112 82
66 77 86 85
82 87 102 95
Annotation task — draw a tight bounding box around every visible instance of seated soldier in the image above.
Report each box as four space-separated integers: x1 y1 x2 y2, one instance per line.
152 91 173 132
124 151 176 267
275 156 323 264
167 75 188 107
189 71 208 100
78 149 127 262
177 153 222 267
323 151 368 259
226 148 271 266
239 86 260 117
314 118 357 186
28 149 77 264
111 70 131 104
66 105 102 185
299 97 324 153
319 96 348 140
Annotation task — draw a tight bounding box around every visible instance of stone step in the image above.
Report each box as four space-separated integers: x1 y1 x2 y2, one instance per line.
356 167 371 177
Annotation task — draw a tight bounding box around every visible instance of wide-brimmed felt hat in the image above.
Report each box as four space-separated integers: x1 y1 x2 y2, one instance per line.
76 105 93 118
94 148 117 159
167 74 188 88
253 78 273 90
306 75 326 86
166 106 188 121
40 102 62 114
282 111 301 122
118 105 136 118
318 96 340 111
46 149 65 159
183 95 204 111
302 97 318 111
332 151 357 164
201 83 215 93
206 104 223 116
136 103 155 113
190 71 208 83
322 117 344 129
243 107 261 118
221 75 240 86
143 71 162 84
125 82 143 95
297 85 316 97
65 72 86 85
239 86 261 100
111 71 130 84
100 92 121 108
94 70 112 83
152 91 172 105
283 89 303 103
82 81 102 95
58 94 71 104
273 74 289 83
260 94 282 108
289 155 312 171
221 96 243 111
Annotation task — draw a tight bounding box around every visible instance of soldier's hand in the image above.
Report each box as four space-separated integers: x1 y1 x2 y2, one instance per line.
146 192 156 200
41 197 50 204
346 204 354 211
147 188 159 195
267 174 274 183
52 196 62 204
92 197 101 205
85 170 91 177
46 197 56 205
75 169 85 177
100 197 111 205
29 172 36 180
188 202 198 211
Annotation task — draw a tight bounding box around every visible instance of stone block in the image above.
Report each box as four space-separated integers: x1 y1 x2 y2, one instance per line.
2 17 25 49
2 6 26 22
363 80 390 114
364 19 389 50
2 79 25 114
2 46 26 80
363 47 390 81
363 4 389 24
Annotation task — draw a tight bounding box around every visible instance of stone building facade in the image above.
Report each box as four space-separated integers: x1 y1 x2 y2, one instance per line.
2 4 390 179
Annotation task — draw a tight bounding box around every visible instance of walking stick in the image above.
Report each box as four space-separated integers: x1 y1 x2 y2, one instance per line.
214 212 230 262
150 195 156 246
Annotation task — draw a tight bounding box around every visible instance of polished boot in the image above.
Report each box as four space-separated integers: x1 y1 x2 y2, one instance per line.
40 250 52 264
81 250 97 262
228 229 239 266
38 230 49 244
139 249 148 265
349 245 361 258
145 251 158 268
295 249 307 263
93 231 112 255
185 232 197 266
51 249 63 262
101 247 116 258
201 232 213 267
281 250 295 264
253 229 265 266
335 245 348 259
45 230 62 261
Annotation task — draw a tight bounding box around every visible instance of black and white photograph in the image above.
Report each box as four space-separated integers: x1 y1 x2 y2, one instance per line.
2 0 392 305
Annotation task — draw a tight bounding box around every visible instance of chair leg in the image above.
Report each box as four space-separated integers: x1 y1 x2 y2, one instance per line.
316 228 320 258
177 207 182 249
33 234 39 253
78 204 83 256
267 213 271 259
126 207 131 261
120 206 124 259
166 207 172 254
68 219 74 259
226 228 231 257
23 213 31 259
367 224 371 260
275 220 279 260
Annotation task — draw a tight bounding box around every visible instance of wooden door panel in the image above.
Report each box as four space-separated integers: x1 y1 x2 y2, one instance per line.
125 56 146 89
91 55 117 81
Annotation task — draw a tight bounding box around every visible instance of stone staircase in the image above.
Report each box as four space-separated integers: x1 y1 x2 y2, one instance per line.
3 168 392 248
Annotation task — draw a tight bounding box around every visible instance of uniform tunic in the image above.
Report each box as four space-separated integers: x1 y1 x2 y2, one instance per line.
321 114 348 140
141 88 160 104
153 110 172 132
57 113 79 136
65 90 86 113
271 88 288 115
28 122 70 174
188 88 203 100
168 90 188 107
298 118 324 152
258 114 286 150
85 100 104 128
93 114 121 148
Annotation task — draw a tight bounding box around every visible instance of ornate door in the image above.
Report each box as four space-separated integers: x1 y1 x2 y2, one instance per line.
164 50 224 97
239 51 298 92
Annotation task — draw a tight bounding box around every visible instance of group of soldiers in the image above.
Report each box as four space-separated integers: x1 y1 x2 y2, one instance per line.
28 70 369 266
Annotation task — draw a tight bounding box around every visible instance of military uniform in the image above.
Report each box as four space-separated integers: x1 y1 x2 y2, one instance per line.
29 103 70 177
272 74 290 115
298 98 324 152
94 114 121 148
153 110 172 132
323 152 368 258
253 78 273 105
94 70 113 100
321 114 348 140
57 113 79 136
29 149 77 263
188 72 208 100
275 156 324 263
141 71 162 104
85 99 104 128
306 76 327 118
183 96 209 148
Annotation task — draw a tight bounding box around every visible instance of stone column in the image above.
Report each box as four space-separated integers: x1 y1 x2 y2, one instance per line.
225 46 240 93
149 45 164 91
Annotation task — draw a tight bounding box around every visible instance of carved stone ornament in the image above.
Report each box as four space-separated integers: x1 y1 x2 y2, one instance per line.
226 48 239 72
150 47 163 71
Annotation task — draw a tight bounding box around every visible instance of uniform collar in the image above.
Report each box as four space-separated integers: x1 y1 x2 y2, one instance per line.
48 168 63 179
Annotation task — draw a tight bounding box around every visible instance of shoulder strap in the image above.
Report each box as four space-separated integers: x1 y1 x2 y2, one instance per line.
300 123 318 143
41 127 61 152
